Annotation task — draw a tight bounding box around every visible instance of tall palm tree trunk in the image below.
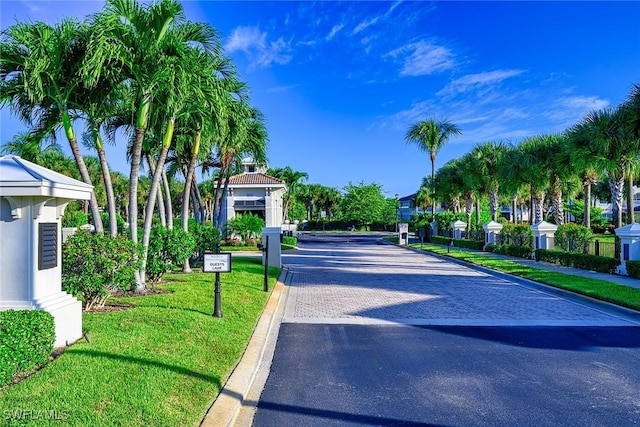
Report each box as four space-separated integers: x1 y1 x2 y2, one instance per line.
583 181 592 228
162 169 173 229
609 176 624 228
181 152 199 273
550 176 564 225
146 153 166 227
627 172 635 224
97 145 117 236
489 188 498 222
139 145 171 289
64 115 104 233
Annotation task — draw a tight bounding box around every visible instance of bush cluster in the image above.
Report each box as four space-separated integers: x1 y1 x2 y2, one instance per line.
61 210 88 228
0 310 55 387
626 260 640 279
498 224 534 248
63 231 142 310
282 236 298 247
555 223 592 253
146 226 196 284
535 249 620 273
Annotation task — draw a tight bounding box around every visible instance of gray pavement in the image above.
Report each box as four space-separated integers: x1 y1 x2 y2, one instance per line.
202 234 640 426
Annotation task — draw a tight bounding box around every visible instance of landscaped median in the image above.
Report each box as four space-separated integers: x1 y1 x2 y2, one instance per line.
409 243 640 312
0 257 280 427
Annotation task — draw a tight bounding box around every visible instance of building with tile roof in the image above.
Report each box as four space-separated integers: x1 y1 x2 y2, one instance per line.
218 158 287 229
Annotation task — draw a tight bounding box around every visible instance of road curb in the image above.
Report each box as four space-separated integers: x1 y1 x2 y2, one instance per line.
200 267 290 427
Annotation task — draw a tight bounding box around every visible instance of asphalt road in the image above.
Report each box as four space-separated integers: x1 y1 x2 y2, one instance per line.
252 234 640 427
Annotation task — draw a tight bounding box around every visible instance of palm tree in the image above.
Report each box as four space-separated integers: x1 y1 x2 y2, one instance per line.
268 166 309 221
405 119 462 218
85 0 218 247
566 127 600 228
434 159 464 214
621 83 640 223
569 107 638 228
1 19 105 232
498 144 529 223
518 136 554 224
471 141 510 222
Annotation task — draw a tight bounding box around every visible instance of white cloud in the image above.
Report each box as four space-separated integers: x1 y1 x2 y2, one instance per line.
438 69 525 96
387 41 455 76
556 95 609 111
354 16 380 34
326 23 344 41
224 26 292 69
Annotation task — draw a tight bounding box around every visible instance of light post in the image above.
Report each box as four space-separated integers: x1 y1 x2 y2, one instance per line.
395 194 400 233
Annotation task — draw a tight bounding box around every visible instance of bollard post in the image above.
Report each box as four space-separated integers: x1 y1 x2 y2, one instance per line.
263 235 269 292
213 242 222 317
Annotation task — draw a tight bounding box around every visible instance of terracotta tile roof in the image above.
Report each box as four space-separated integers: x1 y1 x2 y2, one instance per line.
224 173 285 186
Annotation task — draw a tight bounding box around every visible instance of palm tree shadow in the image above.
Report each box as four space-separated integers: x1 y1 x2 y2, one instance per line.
67 349 221 386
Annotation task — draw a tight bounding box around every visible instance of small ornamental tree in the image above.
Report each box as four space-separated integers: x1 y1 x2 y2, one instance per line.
226 213 265 243
63 231 142 310
146 226 196 284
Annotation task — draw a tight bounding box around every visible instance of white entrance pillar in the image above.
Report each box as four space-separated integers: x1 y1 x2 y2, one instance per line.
452 220 467 239
614 223 640 276
531 221 558 251
261 227 282 269
483 220 503 249
0 156 92 347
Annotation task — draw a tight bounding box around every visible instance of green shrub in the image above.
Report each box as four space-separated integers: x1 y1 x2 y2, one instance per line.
433 236 453 245
451 238 484 250
62 210 88 228
146 226 196 284
493 244 533 259
191 223 221 253
63 231 142 310
535 249 620 273
555 223 592 253
0 310 55 387
99 212 125 228
626 260 640 279
499 224 534 248
484 243 496 252
226 213 265 242
282 236 298 247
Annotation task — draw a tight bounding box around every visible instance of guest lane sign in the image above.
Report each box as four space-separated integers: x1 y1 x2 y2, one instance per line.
203 253 232 273
203 251 232 317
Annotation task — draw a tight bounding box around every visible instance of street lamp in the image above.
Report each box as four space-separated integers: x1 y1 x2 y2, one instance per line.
395 194 400 233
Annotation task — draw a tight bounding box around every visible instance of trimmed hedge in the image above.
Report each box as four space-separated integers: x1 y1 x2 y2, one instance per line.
0 310 55 387
451 238 484 250
626 260 640 279
492 244 533 259
433 236 453 245
282 236 298 247
431 236 484 250
535 249 620 274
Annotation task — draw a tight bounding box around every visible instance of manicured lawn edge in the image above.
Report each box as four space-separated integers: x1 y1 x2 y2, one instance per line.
409 243 640 312
0 257 280 427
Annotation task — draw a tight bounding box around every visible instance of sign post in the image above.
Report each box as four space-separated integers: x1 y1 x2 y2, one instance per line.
203 245 232 318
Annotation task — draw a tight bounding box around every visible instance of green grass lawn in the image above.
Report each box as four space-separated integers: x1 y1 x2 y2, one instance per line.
411 243 640 312
0 257 280 427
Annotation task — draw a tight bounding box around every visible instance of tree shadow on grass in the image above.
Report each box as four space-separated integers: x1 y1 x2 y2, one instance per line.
66 349 221 386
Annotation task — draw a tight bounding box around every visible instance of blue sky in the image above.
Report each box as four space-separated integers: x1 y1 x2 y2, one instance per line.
1 1 639 198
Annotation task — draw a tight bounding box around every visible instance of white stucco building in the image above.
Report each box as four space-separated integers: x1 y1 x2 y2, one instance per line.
218 158 287 229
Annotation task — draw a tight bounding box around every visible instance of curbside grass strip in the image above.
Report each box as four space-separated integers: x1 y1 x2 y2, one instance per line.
200 267 290 427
